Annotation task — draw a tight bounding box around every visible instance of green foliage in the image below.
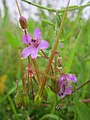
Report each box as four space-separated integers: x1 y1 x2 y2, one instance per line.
75 102 90 120
6 31 19 49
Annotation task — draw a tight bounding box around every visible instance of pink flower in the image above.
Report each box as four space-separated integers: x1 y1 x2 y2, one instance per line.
57 74 77 98
22 28 49 59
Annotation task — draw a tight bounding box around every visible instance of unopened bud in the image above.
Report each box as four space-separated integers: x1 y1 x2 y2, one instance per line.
58 57 62 67
18 46 21 49
19 16 28 30
26 66 34 78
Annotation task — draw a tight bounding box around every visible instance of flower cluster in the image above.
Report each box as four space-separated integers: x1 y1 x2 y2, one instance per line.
22 28 49 59
57 74 77 98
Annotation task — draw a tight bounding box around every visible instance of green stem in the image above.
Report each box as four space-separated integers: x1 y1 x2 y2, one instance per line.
21 0 90 13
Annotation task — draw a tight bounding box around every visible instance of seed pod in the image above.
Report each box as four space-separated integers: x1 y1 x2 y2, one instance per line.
15 91 23 108
22 93 29 108
19 16 28 30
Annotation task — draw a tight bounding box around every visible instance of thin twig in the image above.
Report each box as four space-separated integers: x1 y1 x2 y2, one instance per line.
21 0 57 12
32 76 38 85
31 78 34 102
16 0 22 16
73 79 90 93
32 59 42 85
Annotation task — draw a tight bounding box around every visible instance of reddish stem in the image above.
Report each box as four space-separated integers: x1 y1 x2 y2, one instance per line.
31 78 34 102
32 59 42 85
15 0 22 16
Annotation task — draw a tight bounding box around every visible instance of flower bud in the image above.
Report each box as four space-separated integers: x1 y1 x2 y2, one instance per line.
19 16 28 30
58 57 62 67
60 43 64 48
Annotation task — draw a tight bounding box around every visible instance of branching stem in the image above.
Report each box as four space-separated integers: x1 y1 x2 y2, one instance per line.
39 0 71 96
21 0 90 13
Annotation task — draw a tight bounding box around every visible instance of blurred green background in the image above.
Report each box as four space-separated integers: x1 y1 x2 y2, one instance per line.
0 0 90 120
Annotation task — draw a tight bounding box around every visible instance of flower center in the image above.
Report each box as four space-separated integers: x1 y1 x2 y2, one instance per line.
31 39 40 48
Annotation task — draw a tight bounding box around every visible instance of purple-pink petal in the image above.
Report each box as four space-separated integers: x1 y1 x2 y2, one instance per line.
38 40 49 50
31 48 38 58
60 75 66 81
67 74 77 83
65 86 72 95
58 91 65 98
58 80 64 88
22 34 32 44
34 28 42 39
22 46 32 58
20 16 26 22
